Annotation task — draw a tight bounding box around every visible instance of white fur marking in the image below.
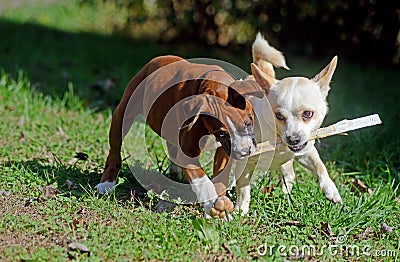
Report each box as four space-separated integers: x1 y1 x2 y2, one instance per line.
226 116 239 134
191 176 218 206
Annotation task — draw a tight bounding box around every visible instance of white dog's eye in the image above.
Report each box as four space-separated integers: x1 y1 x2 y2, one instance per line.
275 112 285 121
302 111 314 120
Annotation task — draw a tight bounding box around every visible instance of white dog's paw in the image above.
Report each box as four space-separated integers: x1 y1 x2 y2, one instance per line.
320 180 342 204
281 181 294 194
234 199 250 216
233 206 249 217
95 181 116 194
325 190 343 204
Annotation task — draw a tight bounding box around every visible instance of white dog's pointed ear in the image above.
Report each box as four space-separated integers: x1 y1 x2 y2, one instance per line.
312 56 338 98
251 63 277 94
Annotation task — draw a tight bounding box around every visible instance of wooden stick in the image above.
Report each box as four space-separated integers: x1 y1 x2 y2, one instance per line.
252 114 382 156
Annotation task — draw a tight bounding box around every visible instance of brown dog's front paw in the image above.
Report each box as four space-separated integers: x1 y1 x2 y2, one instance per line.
208 196 234 219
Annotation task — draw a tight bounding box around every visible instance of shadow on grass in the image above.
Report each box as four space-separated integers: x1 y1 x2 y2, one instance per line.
0 19 246 110
2 158 155 204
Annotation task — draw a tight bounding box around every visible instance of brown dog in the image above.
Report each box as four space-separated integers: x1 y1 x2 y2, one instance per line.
96 55 263 219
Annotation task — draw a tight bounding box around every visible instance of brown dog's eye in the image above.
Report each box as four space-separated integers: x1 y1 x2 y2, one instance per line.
215 131 229 140
302 111 314 120
275 112 285 121
245 115 253 129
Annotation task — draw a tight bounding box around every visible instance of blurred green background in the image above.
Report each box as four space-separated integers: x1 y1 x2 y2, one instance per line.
79 0 400 66
1 0 398 103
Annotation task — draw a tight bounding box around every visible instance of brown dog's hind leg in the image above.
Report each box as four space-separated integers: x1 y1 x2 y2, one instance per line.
96 72 145 194
103 107 124 181
96 104 125 194
166 143 186 182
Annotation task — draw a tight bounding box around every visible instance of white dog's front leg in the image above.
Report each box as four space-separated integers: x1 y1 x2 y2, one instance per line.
296 147 342 203
280 159 296 194
235 184 251 215
95 181 116 194
234 159 256 215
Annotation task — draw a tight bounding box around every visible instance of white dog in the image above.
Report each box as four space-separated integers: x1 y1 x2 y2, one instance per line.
234 34 343 214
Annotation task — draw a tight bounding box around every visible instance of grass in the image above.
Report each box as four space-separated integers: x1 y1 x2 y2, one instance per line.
0 1 399 261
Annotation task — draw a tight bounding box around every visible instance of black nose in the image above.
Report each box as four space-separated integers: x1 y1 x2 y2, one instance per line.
242 145 251 156
287 135 301 145
247 145 252 155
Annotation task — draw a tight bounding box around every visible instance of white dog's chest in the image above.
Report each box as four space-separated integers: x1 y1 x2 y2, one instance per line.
271 147 295 169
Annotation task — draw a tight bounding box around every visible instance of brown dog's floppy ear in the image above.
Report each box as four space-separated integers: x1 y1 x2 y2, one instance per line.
227 86 247 110
251 63 277 94
177 95 211 131
311 56 338 98
228 80 265 100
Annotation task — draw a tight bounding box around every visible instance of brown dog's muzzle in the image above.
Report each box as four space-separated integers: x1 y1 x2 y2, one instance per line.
215 130 257 160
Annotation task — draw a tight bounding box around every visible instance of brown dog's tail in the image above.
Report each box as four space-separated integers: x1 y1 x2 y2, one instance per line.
252 33 289 78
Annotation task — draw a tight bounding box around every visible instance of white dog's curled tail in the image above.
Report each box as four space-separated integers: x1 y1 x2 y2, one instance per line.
252 32 289 77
